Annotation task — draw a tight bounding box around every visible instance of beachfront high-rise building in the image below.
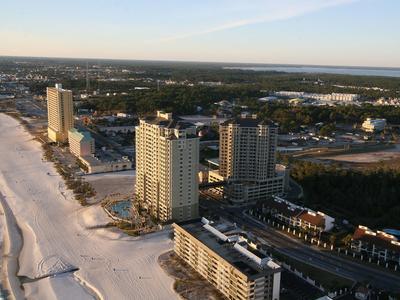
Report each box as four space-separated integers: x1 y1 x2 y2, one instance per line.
173 218 282 300
135 111 199 222
47 83 74 143
215 114 284 204
68 128 95 158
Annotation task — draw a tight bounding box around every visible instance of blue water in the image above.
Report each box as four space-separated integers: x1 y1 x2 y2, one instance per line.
224 66 400 78
110 200 132 219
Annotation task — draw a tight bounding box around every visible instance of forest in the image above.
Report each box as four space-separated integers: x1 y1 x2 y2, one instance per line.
291 161 400 229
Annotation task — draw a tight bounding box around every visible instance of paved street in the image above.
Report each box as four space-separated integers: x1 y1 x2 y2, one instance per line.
200 198 400 293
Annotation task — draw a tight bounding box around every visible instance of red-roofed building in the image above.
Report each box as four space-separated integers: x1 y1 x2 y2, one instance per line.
297 211 326 230
262 197 335 234
351 225 400 264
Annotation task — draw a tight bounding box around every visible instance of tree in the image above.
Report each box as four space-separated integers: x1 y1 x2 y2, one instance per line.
291 160 400 228
341 234 353 247
319 123 336 137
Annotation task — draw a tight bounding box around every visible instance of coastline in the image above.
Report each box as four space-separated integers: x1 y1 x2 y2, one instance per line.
0 112 178 299
0 192 25 300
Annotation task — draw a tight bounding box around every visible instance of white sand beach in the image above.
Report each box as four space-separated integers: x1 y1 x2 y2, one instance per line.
0 113 178 300
84 170 136 203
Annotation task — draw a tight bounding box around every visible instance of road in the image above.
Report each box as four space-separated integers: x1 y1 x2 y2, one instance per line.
200 199 400 293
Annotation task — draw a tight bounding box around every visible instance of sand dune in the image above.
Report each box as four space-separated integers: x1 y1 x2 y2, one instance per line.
0 113 178 300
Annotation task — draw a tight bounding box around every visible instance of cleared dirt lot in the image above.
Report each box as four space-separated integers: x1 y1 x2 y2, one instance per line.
324 144 400 163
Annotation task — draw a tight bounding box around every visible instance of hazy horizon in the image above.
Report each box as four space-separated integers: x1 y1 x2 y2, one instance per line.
2 54 400 70
1 0 400 68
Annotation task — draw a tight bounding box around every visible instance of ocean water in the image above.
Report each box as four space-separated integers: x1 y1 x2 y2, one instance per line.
224 66 400 78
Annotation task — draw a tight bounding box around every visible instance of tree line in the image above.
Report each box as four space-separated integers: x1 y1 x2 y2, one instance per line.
291 161 400 229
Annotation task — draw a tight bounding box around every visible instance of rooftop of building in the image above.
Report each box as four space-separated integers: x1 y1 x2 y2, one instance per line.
179 115 227 125
141 111 195 130
68 128 94 142
353 225 400 252
80 154 131 167
205 158 220 167
49 83 71 92
174 218 281 279
297 211 325 228
266 197 304 218
364 118 386 121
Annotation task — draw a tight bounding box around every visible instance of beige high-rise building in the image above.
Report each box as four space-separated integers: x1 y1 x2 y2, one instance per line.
135 111 199 222
213 115 284 204
173 218 281 300
47 83 74 143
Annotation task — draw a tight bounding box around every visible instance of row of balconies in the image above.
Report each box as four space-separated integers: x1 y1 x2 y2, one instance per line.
175 230 275 300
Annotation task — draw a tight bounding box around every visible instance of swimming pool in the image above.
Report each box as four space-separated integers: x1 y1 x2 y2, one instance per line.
110 200 132 219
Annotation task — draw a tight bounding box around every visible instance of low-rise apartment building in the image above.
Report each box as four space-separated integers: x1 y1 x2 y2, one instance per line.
79 155 132 174
274 91 360 102
351 225 400 264
173 218 281 300
361 118 386 132
98 126 136 134
262 196 334 234
208 169 225 196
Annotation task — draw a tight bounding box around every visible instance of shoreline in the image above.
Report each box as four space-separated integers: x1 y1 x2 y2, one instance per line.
0 112 178 299
0 192 25 300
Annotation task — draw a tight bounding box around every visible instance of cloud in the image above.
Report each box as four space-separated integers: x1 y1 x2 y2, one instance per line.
153 0 358 43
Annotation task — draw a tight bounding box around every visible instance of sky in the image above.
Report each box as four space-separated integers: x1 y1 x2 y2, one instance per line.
1 0 399 67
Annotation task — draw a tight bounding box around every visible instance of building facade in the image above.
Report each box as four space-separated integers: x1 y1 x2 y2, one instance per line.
261 196 335 234
361 118 386 132
47 83 74 143
351 225 400 264
218 115 284 204
68 128 95 157
80 155 132 174
135 111 199 222
173 218 281 300
274 91 360 102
